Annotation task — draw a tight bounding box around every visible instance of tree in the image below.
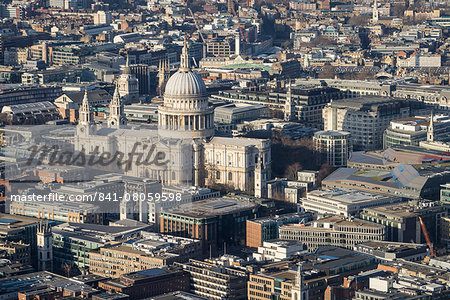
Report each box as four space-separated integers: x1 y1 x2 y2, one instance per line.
284 162 302 179
62 262 73 277
317 163 336 185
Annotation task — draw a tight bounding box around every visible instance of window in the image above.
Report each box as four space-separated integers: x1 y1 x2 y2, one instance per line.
228 172 232 181
216 171 220 180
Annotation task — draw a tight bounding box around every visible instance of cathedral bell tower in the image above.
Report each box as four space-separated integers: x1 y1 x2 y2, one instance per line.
158 58 170 96
77 90 96 136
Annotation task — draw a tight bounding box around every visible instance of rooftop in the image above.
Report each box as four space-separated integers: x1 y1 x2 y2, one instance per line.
308 187 396 204
163 197 257 218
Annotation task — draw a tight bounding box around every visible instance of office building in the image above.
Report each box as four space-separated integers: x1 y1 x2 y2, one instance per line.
279 216 385 251
384 115 450 148
313 130 352 167
1 101 61 125
160 197 258 254
0 214 40 268
98 268 190 299
323 96 426 150
52 222 149 276
441 183 450 208
176 259 248 300
214 103 269 124
0 85 62 110
322 163 450 200
93 11 112 25
211 85 347 129
354 241 429 262
89 232 201 278
253 240 305 261
361 201 446 245
301 188 402 217
246 213 313 248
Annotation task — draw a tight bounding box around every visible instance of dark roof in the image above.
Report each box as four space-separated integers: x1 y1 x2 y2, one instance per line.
62 89 112 103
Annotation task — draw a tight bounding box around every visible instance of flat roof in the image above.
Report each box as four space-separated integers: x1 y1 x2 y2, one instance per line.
308 187 395 204
163 197 257 219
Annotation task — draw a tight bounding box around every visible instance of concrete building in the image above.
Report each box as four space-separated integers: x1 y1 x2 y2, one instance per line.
253 240 305 261
214 103 269 124
323 96 427 151
89 232 201 278
93 11 112 25
313 130 352 167
52 222 149 276
0 85 62 110
246 213 313 248
98 268 190 299
360 201 446 245
322 163 450 200
301 188 402 217
383 115 450 148
279 216 385 251
1 101 61 125
211 85 347 129
176 259 248 300
354 241 429 263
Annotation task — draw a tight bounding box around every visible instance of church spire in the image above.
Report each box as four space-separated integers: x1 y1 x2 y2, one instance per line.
179 38 190 71
427 110 435 142
79 90 94 125
108 83 127 128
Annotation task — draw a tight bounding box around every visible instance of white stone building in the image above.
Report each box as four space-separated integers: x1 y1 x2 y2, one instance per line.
74 41 271 196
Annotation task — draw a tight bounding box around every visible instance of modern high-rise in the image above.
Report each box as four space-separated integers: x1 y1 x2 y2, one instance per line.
313 130 352 167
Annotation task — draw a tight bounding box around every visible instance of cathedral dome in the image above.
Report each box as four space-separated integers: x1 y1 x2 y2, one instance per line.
164 70 206 98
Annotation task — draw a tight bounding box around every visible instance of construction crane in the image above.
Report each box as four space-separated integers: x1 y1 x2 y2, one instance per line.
187 8 207 60
230 1 248 55
418 216 435 257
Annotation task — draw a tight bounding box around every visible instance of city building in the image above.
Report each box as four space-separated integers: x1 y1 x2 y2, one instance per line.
175 259 248 300
322 163 450 200
0 85 62 110
253 239 305 261
211 85 347 129
214 103 269 125
354 241 429 262
98 268 190 299
301 188 403 217
360 201 446 245
313 130 352 167
383 114 450 148
1 101 61 125
160 197 258 254
246 213 313 248
279 216 386 251
89 232 201 278
0 214 40 268
323 96 427 150
52 222 149 275
441 183 450 212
